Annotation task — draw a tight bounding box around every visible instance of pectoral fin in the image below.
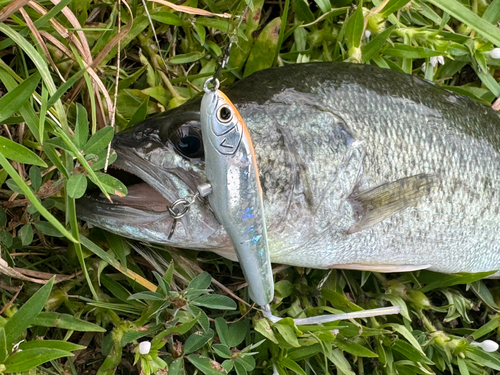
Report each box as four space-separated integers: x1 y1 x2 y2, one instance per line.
347 174 438 234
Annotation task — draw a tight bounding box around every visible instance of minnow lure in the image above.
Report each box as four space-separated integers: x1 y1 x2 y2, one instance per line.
199 79 274 307
199 78 400 323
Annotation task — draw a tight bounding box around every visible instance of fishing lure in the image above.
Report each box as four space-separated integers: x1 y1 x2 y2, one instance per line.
199 78 401 323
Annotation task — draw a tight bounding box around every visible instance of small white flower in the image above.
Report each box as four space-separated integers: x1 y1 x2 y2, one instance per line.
491 48 500 59
138 341 151 355
472 340 499 352
430 55 445 67
364 30 371 39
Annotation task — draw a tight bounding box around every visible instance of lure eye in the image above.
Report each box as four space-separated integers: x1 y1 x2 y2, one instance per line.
217 105 233 123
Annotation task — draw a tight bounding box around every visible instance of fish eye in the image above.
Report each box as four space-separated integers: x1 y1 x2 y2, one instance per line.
217 105 233 123
171 125 204 159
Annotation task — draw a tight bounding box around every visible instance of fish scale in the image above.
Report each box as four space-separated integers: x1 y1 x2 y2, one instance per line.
78 62 500 276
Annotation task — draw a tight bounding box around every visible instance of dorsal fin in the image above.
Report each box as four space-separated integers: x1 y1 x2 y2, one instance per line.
347 174 438 234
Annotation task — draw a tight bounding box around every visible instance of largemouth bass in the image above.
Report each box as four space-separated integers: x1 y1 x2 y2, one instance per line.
77 62 500 276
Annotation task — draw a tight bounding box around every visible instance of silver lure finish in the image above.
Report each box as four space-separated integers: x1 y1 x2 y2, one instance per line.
200 87 273 306
77 62 500 277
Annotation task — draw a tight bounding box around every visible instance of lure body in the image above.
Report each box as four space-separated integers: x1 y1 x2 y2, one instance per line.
199 88 273 307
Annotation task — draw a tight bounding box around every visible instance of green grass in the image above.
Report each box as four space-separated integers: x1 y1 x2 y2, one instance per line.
1 0 500 373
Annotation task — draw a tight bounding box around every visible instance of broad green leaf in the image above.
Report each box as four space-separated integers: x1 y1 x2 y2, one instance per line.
66 174 88 199
104 231 130 270
0 73 40 123
19 340 85 351
19 224 33 246
234 361 248 375
288 343 323 361
187 305 210 332
118 65 147 90
127 291 165 301
127 97 149 127
345 7 364 49
194 23 206 45
244 18 281 77
383 44 443 58
466 347 500 370
392 340 434 365
6 179 25 195
237 356 256 371
189 272 212 290
187 354 227 374
457 357 471 375
213 344 232 359
362 25 396 62
0 229 13 247
45 137 75 153
29 166 42 192
83 126 114 155
32 312 105 332
3 348 73 372
150 12 184 26
195 18 246 39
482 0 500 23
215 318 230 347
313 0 331 13
169 52 205 65
0 64 41 143
0 327 7 364
43 143 69 179
35 221 64 237
419 271 494 292
191 294 236 310
254 318 278 344
275 323 300 348
4 277 54 348
385 324 425 354
151 316 200 348
335 338 378 358
281 358 307 375
293 0 315 23
380 0 411 16
184 329 214 354
471 316 500 340
228 319 249 347
100 274 134 302
89 148 117 171
0 136 47 167
94 172 127 197
75 103 89 149
169 358 184 375
325 348 355 375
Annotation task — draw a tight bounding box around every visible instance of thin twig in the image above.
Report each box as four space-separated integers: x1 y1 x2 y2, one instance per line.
104 0 123 173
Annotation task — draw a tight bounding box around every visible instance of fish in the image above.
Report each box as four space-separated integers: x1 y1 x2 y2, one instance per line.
77 62 500 277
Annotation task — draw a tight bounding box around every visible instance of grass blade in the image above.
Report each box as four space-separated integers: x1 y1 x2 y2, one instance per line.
4 277 55 349
0 152 77 242
0 72 40 123
426 0 500 46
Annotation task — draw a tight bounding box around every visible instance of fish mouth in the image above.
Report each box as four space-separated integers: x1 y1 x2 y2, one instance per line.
93 166 172 212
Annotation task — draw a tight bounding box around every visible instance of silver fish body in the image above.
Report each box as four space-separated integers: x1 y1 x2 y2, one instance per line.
77 62 500 276
200 88 273 306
